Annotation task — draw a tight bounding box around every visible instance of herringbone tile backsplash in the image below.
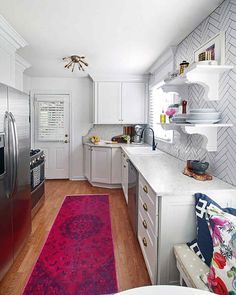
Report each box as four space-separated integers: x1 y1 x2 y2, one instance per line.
157 0 236 186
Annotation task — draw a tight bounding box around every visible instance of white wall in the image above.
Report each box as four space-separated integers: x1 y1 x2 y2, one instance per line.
25 76 93 179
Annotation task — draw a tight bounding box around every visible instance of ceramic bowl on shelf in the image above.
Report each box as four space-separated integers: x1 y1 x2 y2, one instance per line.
188 160 209 175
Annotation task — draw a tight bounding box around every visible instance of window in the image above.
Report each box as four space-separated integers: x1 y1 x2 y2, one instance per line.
149 84 177 143
35 100 65 141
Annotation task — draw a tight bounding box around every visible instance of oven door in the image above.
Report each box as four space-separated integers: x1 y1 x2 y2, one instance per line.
128 161 138 235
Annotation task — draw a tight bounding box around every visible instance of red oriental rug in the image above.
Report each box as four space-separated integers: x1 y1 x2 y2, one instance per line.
23 195 118 295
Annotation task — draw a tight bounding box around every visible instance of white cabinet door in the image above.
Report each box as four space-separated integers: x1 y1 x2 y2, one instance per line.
121 152 128 203
122 82 147 124
111 148 122 184
91 147 111 183
84 145 91 180
97 82 122 124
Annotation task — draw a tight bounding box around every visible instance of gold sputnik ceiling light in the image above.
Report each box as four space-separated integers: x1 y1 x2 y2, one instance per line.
63 55 88 72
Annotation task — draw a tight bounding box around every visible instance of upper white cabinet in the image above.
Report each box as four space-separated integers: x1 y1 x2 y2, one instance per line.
96 82 122 124
15 54 31 91
93 81 147 124
122 82 146 124
0 15 29 88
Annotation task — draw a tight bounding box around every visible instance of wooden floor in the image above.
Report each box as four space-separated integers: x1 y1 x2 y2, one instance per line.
0 180 151 295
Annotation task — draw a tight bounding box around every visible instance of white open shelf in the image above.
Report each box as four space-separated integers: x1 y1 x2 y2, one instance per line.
156 122 233 151
162 63 234 100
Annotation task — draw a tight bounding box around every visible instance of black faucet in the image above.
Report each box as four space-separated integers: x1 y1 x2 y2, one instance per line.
141 127 157 151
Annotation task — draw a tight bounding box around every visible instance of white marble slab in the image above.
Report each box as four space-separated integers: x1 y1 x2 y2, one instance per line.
122 146 235 196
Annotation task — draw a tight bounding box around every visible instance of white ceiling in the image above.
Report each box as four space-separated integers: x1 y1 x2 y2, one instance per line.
0 0 224 78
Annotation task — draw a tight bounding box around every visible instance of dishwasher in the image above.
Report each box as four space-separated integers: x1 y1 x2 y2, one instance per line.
128 161 138 235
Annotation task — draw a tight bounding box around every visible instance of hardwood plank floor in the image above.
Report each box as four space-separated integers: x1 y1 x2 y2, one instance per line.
0 180 151 295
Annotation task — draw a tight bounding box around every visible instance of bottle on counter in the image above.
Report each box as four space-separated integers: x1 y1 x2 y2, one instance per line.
182 100 187 114
160 109 166 124
179 61 189 75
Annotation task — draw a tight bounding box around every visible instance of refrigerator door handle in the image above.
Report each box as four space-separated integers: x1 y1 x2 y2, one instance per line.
9 112 18 195
4 111 10 198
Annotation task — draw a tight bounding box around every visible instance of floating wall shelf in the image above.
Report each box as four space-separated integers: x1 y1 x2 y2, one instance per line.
162 63 234 100
157 122 233 152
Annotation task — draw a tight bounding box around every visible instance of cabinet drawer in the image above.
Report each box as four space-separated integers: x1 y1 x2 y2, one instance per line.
138 202 157 238
139 197 157 236
139 175 157 213
138 216 157 284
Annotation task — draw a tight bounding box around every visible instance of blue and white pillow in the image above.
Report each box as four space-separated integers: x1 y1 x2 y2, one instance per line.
187 193 236 267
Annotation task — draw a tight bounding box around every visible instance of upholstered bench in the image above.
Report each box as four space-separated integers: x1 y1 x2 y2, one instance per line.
174 244 209 291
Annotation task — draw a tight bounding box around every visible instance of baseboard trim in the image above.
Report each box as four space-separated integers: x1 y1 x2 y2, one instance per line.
70 176 86 181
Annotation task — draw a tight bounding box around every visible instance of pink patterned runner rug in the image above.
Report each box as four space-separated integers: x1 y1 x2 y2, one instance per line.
23 195 118 295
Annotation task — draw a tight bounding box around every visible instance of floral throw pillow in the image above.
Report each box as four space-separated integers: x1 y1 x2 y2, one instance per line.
207 204 236 295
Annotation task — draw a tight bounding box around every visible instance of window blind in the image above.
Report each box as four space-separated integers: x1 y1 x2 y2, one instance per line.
36 100 65 141
148 85 174 143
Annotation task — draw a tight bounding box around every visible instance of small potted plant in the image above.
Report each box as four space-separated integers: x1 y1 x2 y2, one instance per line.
121 135 130 144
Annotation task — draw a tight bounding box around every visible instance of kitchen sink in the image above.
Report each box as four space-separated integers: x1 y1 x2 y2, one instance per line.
124 146 163 155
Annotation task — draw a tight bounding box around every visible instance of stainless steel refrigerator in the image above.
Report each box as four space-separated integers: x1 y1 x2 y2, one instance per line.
0 83 31 281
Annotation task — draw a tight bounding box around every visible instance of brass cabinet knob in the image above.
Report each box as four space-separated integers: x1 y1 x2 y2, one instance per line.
65 134 68 137
143 220 147 229
64 140 68 143
142 237 147 247
143 185 148 194
143 203 148 212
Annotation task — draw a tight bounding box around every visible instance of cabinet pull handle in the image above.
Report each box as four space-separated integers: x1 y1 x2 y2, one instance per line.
142 237 147 247
143 203 148 212
123 154 125 158
126 159 129 163
143 220 147 229
143 185 148 194
124 165 126 168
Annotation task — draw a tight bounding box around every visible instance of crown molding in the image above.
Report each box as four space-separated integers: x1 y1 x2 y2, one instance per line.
148 46 177 74
0 15 28 50
15 53 31 70
89 73 149 82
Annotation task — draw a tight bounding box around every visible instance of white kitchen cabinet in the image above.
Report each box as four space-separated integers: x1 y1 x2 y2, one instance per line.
122 82 146 124
93 81 147 124
138 174 158 284
0 16 29 88
91 146 111 183
121 151 128 203
96 82 122 124
111 148 122 184
84 144 122 187
15 54 31 91
84 144 91 179
137 175 236 285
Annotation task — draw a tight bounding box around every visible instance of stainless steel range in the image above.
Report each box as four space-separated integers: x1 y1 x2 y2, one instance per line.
30 149 45 217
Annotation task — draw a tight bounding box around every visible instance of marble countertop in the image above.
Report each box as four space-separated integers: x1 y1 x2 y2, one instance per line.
122 146 235 195
84 142 149 148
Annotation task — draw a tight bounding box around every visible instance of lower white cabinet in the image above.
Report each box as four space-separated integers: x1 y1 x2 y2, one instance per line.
137 173 236 285
138 174 158 284
121 151 128 203
91 147 111 183
84 144 122 186
84 144 91 179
